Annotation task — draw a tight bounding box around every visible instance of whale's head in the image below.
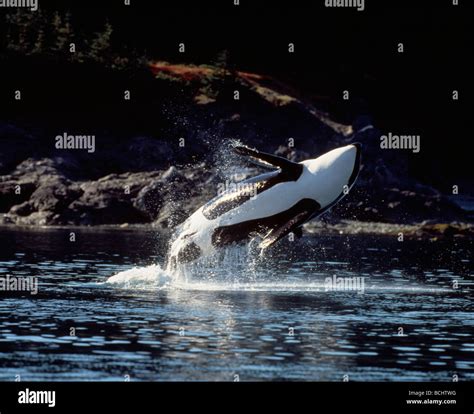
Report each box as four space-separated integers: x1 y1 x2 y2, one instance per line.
303 143 361 208
338 143 361 188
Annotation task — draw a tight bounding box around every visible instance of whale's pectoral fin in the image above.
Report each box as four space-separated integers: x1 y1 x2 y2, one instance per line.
259 211 311 250
233 145 302 176
258 199 320 250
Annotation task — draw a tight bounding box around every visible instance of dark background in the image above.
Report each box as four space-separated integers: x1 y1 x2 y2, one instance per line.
0 0 472 186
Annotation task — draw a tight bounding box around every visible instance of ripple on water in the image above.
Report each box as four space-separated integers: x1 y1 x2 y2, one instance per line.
0 229 473 381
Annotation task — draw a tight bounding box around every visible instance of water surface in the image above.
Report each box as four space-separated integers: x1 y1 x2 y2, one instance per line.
0 226 472 381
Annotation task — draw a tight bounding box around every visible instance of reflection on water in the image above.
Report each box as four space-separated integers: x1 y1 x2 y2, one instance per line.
0 226 472 381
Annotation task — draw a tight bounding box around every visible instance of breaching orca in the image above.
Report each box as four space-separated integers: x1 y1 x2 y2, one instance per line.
168 143 361 267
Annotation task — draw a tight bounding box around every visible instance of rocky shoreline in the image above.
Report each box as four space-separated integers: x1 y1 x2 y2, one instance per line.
2 219 472 242
304 220 474 240
1 151 470 232
1 60 472 234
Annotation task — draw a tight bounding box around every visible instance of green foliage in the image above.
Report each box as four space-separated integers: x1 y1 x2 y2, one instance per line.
5 9 38 52
155 71 190 85
198 49 236 100
2 10 148 71
51 11 73 53
88 21 113 63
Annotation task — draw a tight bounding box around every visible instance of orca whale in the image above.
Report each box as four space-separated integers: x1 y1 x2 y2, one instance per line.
168 143 361 267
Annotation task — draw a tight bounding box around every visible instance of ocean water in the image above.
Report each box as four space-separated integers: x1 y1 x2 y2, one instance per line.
0 226 472 381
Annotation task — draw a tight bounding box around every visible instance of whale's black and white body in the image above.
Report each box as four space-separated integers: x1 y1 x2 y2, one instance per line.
168 143 361 266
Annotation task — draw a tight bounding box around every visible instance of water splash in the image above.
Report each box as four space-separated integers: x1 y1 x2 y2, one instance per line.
171 241 264 285
104 239 453 294
105 243 265 290
106 264 172 290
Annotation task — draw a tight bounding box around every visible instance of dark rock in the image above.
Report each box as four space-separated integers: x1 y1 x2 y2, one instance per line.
274 146 310 163
153 194 209 229
133 182 164 221
0 179 36 212
417 222 474 239
29 178 82 213
133 167 191 220
67 172 161 225
125 137 174 171
9 201 34 217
